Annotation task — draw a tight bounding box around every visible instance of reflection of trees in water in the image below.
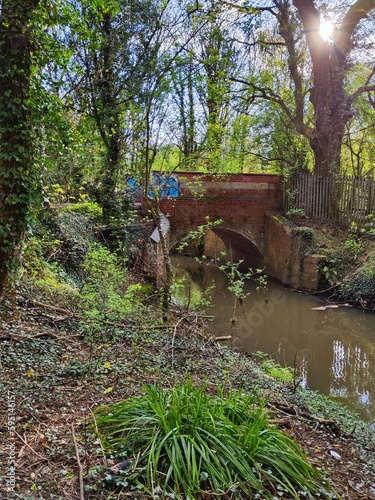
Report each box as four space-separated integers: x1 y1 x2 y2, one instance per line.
171 256 225 309
172 256 375 421
330 340 373 415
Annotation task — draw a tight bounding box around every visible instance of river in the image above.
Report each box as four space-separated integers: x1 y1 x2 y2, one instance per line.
172 255 375 422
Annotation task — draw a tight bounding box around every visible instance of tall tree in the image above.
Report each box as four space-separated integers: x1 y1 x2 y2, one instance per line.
0 0 40 298
65 0 161 222
292 0 375 176
197 3 239 170
170 55 198 161
237 0 375 176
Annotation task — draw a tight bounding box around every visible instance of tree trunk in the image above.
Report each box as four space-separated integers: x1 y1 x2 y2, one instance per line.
101 130 121 223
308 46 351 177
90 11 122 223
292 0 374 176
0 0 40 298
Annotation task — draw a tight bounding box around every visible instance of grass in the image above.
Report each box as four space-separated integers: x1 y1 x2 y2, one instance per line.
93 380 327 499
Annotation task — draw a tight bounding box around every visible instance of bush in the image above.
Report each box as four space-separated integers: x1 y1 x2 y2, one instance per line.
344 235 361 261
93 381 327 499
340 266 375 311
80 242 143 321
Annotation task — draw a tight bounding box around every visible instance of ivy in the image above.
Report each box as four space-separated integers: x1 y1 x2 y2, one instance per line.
0 0 42 297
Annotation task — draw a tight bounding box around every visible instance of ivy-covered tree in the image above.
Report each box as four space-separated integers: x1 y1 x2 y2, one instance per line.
0 0 40 298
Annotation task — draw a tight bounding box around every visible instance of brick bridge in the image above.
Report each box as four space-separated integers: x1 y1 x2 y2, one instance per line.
145 172 281 266
141 172 320 291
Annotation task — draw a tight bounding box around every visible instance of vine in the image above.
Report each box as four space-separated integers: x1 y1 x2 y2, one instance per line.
0 0 41 298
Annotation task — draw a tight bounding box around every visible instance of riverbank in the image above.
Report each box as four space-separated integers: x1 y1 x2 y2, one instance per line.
1 286 375 498
1 207 375 499
285 214 375 311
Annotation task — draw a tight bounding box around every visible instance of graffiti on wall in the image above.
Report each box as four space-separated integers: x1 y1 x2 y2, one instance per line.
126 173 180 199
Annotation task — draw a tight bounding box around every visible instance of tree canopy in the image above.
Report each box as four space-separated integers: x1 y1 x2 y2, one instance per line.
1 0 375 294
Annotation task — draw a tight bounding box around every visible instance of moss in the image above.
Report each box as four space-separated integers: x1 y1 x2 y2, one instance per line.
291 226 314 237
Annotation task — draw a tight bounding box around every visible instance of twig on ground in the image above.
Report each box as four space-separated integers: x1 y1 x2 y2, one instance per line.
171 316 186 370
14 431 46 460
89 408 108 468
270 402 346 436
71 423 85 500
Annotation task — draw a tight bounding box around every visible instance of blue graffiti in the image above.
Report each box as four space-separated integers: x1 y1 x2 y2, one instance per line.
126 173 180 199
126 176 142 195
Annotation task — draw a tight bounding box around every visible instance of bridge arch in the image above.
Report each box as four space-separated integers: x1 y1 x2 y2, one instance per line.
170 223 264 270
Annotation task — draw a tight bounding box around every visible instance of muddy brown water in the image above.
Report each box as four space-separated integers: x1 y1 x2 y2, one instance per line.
172 255 375 422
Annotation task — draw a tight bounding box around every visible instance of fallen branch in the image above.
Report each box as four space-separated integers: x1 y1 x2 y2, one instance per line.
26 299 77 316
0 330 60 342
71 423 84 500
14 432 46 460
311 284 339 295
23 297 133 328
268 418 291 425
311 303 352 311
311 305 339 311
270 402 345 436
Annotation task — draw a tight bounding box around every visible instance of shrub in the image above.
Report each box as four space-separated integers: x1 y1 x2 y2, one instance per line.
93 381 326 499
344 235 361 261
340 266 375 311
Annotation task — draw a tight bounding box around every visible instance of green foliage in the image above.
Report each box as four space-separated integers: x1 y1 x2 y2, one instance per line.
217 259 267 299
0 0 43 293
286 208 306 218
360 214 375 235
61 202 103 223
80 242 143 321
340 266 375 311
261 359 293 383
176 217 223 253
253 351 294 384
21 209 147 316
344 234 361 261
93 380 325 499
27 260 79 304
319 260 338 288
20 207 90 287
171 274 214 313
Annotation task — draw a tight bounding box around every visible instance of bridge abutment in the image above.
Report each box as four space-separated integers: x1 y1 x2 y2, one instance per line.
264 213 322 291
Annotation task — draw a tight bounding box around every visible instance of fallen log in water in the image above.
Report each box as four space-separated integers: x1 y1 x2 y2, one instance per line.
311 303 352 311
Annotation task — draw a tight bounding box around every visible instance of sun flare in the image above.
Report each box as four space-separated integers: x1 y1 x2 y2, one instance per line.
319 19 334 41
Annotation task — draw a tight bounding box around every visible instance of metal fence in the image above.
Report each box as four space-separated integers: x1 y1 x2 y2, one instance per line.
284 173 375 228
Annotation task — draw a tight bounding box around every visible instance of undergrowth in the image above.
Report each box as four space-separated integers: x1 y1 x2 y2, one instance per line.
93 380 329 499
19 205 151 322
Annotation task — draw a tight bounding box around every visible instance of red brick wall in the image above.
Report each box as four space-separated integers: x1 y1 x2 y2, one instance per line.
147 173 282 254
142 173 323 288
264 214 321 291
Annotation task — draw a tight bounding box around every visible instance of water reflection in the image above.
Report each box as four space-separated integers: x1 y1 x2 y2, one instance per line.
172 256 375 422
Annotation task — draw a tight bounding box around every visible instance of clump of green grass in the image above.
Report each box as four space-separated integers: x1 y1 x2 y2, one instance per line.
93 381 328 499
